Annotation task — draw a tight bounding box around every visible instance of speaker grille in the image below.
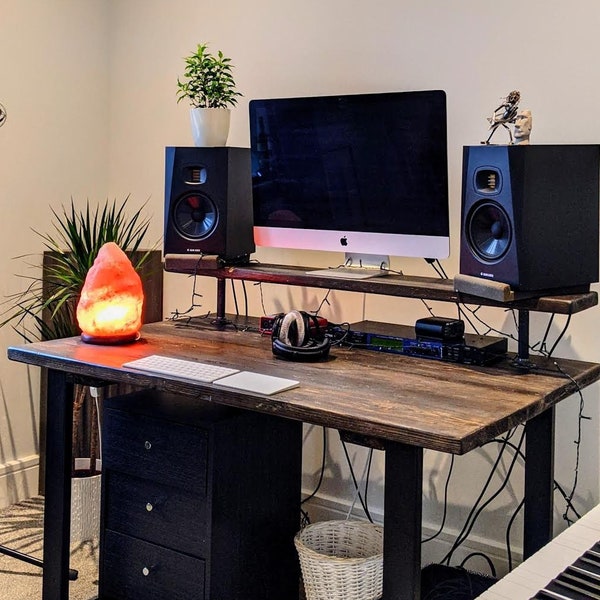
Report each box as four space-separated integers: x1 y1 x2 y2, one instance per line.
466 200 512 262
173 193 218 240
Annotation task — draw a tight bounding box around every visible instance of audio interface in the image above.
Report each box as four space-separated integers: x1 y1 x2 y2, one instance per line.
338 320 507 366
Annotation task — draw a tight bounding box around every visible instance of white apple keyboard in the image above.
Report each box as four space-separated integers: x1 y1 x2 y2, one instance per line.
122 355 299 395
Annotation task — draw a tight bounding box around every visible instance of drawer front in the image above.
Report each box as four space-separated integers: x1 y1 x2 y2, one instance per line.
104 470 209 557
103 408 209 493
101 530 205 600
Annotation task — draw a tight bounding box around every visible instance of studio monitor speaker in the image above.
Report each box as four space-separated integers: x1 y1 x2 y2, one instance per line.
164 146 255 261
460 144 600 292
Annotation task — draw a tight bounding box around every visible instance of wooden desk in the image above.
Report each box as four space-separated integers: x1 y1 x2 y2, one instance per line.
8 319 600 600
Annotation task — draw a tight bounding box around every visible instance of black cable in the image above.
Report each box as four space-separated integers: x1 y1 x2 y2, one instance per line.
460 304 519 343
534 313 555 356
422 454 455 544
426 259 445 279
301 427 327 505
363 448 374 512
447 428 526 565
230 279 239 315
327 322 351 346
241 280 249 316
168 256 205 321
340 438 374 523
554 480 582 521
455 303 482 335
424 257 448 279
420 298 437 316
423 257 582 556
313 289 332 316
442 427 525 566
459 551 497 578
487 433 585 562
441 438 510 565
256 281 268 315
436 260 448 279
552 359 588 525
546 314 572 358
505 497 524 572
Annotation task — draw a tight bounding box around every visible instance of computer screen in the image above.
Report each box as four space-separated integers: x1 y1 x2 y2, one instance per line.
249 90 450 271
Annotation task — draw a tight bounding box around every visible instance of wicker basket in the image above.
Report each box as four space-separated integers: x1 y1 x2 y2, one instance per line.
294 520 384 600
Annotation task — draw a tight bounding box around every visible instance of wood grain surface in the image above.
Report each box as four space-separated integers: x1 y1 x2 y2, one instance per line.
8 318 600 455
162 260 598 314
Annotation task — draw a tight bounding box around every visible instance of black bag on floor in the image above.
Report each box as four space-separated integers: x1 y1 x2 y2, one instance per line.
421 563 497 600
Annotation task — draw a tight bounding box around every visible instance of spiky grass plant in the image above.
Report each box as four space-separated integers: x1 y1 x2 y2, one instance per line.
1 197 153 342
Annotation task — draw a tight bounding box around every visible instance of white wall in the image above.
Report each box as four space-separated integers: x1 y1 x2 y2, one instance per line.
1 0 600 576
0 0 110 506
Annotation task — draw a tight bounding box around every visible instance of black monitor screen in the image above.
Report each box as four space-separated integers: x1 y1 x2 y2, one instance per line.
249 90 449 255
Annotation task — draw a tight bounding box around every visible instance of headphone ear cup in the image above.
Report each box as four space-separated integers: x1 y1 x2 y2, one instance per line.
272 336 331 361
271 310 331 361
278 310 307 346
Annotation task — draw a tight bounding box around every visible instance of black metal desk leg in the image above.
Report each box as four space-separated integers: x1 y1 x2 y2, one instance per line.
383 442 423 600
524 407 555 559
42 369 74 600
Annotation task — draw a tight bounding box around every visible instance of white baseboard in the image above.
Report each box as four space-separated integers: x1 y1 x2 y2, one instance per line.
301 491 519 578
0 455 40 509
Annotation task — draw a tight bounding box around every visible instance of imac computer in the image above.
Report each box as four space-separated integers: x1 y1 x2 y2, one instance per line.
249 89 449 279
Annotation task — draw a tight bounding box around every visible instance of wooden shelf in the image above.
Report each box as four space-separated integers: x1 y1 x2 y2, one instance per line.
164 257 598 315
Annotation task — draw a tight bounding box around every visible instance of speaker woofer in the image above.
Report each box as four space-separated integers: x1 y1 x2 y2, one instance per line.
173 193 218 240
466 200 512 263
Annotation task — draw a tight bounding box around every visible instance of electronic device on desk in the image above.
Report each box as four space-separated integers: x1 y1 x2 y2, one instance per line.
338 320 507 366
249 89 450 279
415 316 465 341
270 310 331 361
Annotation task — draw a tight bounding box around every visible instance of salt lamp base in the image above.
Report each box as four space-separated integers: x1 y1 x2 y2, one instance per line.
80 332 141 345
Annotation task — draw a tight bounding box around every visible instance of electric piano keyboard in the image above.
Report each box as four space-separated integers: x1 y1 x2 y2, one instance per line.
477 503 600 599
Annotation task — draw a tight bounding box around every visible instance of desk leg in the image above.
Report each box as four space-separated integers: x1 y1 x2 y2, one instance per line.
524 406 555 559
42 369 73 600
383 442 423 600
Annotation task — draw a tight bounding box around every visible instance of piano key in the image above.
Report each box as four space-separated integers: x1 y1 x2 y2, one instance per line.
477 504 600 599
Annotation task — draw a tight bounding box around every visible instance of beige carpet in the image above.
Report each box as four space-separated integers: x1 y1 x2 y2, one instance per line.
1 497 309 600
0 497 98 600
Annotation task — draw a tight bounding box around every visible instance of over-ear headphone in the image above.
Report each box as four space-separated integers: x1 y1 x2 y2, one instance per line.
271 310 331 361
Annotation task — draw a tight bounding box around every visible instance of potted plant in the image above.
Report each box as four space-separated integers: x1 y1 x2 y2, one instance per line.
1 197 162 541
176 42 242 147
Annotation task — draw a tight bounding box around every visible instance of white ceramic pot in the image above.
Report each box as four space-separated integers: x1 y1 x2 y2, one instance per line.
190 107 231 147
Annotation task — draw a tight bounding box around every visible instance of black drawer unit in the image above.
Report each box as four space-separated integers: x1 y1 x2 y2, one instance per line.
99 389 303 600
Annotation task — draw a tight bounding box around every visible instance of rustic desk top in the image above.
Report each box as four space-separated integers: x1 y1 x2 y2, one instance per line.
8 319 600 455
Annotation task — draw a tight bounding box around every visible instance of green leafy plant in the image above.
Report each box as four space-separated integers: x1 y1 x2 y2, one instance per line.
1 197 157 480
1 196 152 343
176 43 242 109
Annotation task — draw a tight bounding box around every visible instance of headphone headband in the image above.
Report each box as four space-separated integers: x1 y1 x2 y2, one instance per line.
271 310 330 362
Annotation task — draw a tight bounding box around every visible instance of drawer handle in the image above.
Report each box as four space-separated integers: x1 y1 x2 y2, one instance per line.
144 497 164 513
144 440 152 450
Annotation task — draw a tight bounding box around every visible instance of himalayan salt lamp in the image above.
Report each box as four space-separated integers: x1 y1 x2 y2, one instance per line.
76 242 144 344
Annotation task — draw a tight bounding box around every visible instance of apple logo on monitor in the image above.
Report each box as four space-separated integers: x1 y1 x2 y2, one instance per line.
340 236 348 247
